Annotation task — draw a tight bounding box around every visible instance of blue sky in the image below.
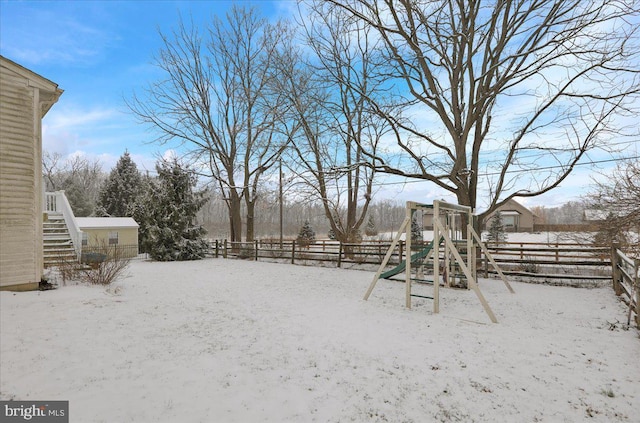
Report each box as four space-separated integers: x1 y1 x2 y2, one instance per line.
1 0 293 172
2 0 638 209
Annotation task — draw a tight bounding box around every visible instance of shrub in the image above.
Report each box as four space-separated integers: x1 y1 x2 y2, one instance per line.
77 242 131 285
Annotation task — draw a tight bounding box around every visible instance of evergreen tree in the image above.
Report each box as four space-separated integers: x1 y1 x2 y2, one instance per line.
327 228 336 240
142 158 209 261
297 219 316 248
486 212 507 245
97 151 143 217
131 173 154 253
365 215 378 237
411 214 423 242
63 177 93 217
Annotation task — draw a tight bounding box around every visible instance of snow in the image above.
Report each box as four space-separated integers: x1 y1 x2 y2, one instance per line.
1 258 638 422
75 217 139 229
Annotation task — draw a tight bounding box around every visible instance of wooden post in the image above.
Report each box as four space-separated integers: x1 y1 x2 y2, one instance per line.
364 216 410 301
223 239 228 258
433 201 440 314
635 258 639 328
254 240 258 261
437 220 498 323
215 240 219 258
338 242 343 268
520 244 523 260
611 244 622 296
291 241 296 265
405 206 413 309
470 225 515 294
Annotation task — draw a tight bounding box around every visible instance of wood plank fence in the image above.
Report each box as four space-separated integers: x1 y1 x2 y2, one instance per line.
481 241 611 282
611 246 639 328
208 239 612 281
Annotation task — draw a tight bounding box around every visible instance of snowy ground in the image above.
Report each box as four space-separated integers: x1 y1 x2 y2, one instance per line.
1 258 638 422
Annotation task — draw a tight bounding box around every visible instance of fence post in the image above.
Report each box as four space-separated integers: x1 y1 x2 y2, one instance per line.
255 240 259 261
223 239 228 259
520 243 523 260
291 241 296 265
338 242 343 268
611 243 621 296
215 240 219 258
635 258 639 328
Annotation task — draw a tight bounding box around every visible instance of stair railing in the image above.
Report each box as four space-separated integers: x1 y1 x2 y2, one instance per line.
44 190 83 260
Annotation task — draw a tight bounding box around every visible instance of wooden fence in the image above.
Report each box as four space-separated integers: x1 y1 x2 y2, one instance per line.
611 247 639 327
208 239 612 283
208 239 637 327
481 241 611 282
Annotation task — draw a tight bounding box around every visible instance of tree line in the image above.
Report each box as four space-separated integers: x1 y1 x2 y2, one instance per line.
125 1 639 245
44 150 639 257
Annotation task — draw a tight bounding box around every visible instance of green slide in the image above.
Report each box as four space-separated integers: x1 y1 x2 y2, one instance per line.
379 237 442 279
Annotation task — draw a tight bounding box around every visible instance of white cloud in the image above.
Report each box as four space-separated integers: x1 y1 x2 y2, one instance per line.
0 4 117 67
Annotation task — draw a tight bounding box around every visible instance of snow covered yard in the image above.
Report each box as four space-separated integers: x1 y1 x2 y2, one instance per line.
1 258 638 423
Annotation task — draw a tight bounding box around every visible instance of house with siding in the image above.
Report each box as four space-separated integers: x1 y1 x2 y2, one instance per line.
483 198 537 232
1 56 63 291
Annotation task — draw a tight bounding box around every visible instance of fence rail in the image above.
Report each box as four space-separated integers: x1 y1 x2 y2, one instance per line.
208 239 613 283
481 242 611 282
612 247 639 327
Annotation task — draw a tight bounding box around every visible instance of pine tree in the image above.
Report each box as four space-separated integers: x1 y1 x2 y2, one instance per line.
327 228 336 240
297 219 316 248
486 212 507 245
97 151 143 217
142 158 209 261
365 215 378 237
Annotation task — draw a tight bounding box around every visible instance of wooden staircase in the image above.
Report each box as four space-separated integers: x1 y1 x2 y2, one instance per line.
43 213 78 267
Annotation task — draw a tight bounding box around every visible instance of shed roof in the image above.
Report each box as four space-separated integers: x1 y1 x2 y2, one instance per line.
76 217 139 229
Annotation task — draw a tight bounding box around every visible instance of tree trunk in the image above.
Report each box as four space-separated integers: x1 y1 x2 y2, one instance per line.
245 199 255 242
227 190 242 244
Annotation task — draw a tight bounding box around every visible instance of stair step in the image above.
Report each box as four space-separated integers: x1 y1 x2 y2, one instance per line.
44 242 75 249
44 236 72 242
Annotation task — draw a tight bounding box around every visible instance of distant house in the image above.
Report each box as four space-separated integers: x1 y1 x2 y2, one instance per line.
76 217 139 258
483 199 536 232
583 209 609 224
1 56 63 291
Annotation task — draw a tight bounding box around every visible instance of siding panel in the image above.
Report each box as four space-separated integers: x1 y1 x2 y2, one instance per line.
0 62 38 287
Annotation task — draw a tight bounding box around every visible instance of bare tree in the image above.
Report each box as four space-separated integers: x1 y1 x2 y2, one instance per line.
42 151 105 216
319 0 640 222
128 7 289 242
589 158 640 251
276 5 392 243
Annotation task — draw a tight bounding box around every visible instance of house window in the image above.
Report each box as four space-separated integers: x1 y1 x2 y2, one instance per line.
82 232 88 246
108 231 119 245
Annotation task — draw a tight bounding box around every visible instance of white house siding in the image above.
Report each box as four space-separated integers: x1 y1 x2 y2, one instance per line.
0 57 61 290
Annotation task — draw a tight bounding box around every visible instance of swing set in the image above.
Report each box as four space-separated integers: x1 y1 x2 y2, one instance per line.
364 200 514 323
